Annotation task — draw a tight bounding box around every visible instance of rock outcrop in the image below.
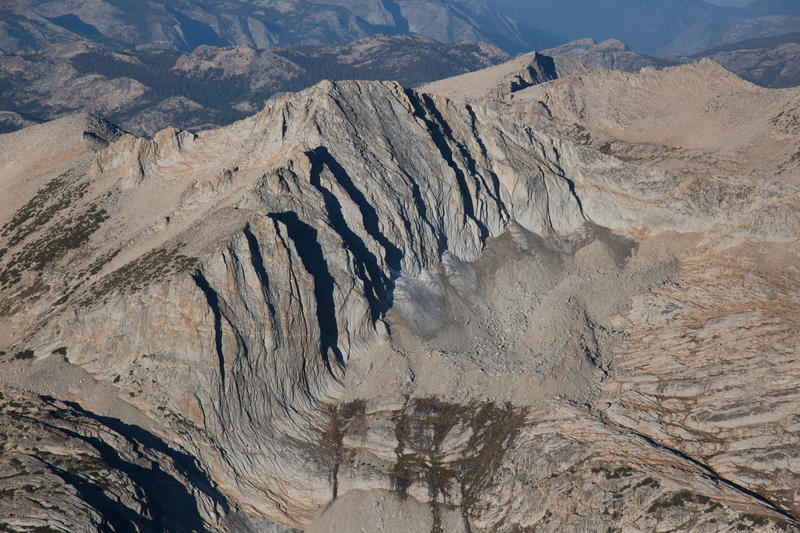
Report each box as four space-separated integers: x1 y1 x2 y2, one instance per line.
0 60 798 532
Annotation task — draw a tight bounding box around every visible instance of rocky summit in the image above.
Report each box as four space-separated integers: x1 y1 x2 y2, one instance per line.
0 53 798 533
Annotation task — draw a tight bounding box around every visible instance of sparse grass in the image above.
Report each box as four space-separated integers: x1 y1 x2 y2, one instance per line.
18 203 108 271
388 398 527 528
318 399 367 499
426 461 458 493
647 490 711 515
633 476 660 490
1 175 72 243
84 248 121 277
320 400 367 455
740 513 769 527
13 349 34 360
390 398 469 496
0 202 108 287
320 397 529 531
390 452 428 488
80 246 197 305
0 172 109 288
592 465 634 479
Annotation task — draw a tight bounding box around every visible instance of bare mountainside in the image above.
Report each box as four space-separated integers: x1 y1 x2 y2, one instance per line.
543 36 800 89
0 34 508 136
0 60 799 532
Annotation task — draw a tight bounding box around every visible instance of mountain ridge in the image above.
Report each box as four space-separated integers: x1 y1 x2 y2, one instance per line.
1 61 799 530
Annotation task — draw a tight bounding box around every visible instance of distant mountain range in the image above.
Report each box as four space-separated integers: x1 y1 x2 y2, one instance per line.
543 39 682 72
485 0 800 54
660 12 800 55
0 34 509 135
4 0 798 57
544 33 800 88
2 0 799 139
3 28 799 139
0 0 532 53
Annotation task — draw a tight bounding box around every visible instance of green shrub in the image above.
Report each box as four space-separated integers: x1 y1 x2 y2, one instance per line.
13 349 34 360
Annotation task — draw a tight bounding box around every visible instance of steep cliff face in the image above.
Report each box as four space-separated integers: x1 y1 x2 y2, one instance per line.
0 68 798 532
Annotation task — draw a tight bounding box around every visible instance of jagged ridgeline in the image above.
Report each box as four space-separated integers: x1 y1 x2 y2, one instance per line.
0 72 798 533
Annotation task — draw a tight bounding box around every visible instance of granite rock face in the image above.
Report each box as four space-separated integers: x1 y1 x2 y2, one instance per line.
0 63 798 532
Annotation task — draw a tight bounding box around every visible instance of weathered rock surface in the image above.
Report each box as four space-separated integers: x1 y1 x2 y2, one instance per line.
0 58 798 533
